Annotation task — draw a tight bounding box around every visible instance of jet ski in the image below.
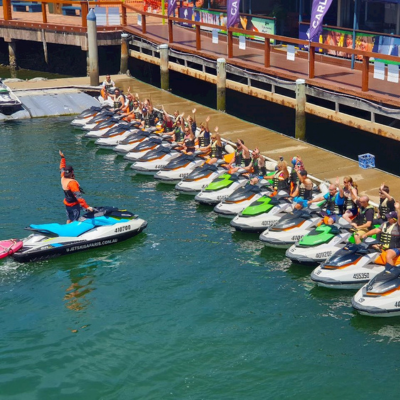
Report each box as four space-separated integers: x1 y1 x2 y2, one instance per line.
114 129 162 154
70 105 107 127
124 137 169 161
310 239 384 289
131 146 182 175
154 153 206 185
84 116 123 138
285 218 353 265
174 162 228 196
259 208 324 248
352 266 400 317
194 170 250 206
230 193 293 233
80 110 116 131
213 180 275 218
95 125 141 148
12 207 147 263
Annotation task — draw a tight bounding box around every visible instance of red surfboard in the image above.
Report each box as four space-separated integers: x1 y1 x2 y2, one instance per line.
0 239 23 259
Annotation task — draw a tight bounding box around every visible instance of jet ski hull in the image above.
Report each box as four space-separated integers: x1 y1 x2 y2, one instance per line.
12 218 147 263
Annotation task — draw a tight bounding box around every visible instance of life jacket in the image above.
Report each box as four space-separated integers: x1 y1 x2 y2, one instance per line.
211 141 223 159
273 170 289 191
379 221 400 250
62 178 84 207
355 205 374 226
235 150 244 166
298 182 313 200
379 198 393 219
324 193 343 215
133 106 142 120
184 136 195 151
252 159 266 177
174 126 184 142
343 189 357 210
198 130 209 147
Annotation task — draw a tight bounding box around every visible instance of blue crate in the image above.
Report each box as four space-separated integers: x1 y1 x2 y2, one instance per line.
358 153 375 169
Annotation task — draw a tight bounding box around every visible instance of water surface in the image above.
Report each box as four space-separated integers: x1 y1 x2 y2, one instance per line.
1 117 400 399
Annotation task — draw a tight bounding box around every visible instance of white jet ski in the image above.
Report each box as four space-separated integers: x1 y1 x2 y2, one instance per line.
70 105 108 127
285 218 353 265
12 206 147 263
230 193 293 233
259 207 324 248
154 153 207 185
95 125 141 148
131 146 182 175
175 163 228 196
124 137 172 161
114 129 163 154
79 110 116 131
310 239 384 289
84 116 125 138
194 170 250 206
213 181 275 218
352 266 400 317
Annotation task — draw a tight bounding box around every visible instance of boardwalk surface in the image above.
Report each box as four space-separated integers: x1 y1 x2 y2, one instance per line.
8 75 400 204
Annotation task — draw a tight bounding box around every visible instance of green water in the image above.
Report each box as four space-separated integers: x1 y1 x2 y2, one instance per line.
1 117 400 399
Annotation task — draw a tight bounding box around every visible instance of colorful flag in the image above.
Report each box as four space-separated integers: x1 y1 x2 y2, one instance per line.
168 0 178 17
308 0 333 42
227 0 240 28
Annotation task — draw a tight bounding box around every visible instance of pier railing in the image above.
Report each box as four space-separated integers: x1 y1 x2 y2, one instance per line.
122 4 400 96
1 1 400 95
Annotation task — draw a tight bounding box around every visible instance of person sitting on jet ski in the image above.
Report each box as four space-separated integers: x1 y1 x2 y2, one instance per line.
182 126 196 155
307 179 344 224
374 183 395 225
273 160 290 192
342 176 359 220
227 139 251 174
376 203 400 266
355 205 400 258
344 195 374 236
290 169 313 208
204 129 224 164
59 151 93 224
197 116 211 153
140 107 158 129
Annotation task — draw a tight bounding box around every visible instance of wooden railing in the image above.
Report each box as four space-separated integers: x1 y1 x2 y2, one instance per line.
2 0 123 28
122 4 400 94
2 1 400 94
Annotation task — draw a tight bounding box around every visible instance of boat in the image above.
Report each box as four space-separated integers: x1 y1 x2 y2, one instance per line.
12 206 147 263
352 267 400 317
0 79 23 115
285 218 353 265
213 180 275 218
230 193 294 233
259 207 324 248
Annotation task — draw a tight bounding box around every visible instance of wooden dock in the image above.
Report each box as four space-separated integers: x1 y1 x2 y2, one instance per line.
8 74 400 204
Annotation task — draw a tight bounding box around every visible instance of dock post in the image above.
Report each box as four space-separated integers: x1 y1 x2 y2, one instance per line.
216 58 226 112
295 79 306 141
42 29 48 64
87 9 99 86
8 40 17 78
120 33 129 74
159 44 169 91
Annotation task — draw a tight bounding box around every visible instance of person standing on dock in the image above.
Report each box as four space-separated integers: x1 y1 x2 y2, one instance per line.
59 151 93 224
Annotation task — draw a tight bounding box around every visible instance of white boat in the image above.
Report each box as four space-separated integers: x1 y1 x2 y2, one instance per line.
0 79 23 115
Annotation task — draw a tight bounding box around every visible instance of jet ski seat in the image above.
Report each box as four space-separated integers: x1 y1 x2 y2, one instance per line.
27 216 131 237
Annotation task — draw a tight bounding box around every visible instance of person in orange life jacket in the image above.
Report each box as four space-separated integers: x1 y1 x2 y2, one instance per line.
308 178 345 224
59 151 93 224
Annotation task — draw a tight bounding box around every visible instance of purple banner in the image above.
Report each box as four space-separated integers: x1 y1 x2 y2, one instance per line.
308 0 333 42
168 0 178 17
178 7 194 28
227 0 240 29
